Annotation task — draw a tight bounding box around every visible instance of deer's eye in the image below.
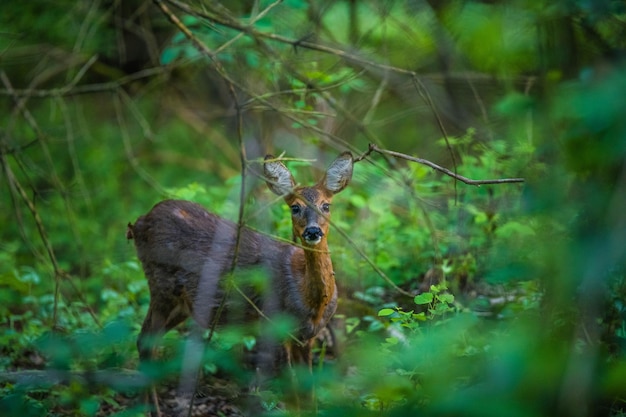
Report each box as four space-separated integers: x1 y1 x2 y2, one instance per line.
321 203 331 213
290 204 302 215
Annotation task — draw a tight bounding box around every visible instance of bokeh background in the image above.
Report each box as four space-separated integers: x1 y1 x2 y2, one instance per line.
1 1 625 416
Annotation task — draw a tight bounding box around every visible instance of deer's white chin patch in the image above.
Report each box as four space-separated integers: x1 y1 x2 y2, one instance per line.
304 237 322 246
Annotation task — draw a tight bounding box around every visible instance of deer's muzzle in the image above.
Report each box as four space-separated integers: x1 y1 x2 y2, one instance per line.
302 226 324 245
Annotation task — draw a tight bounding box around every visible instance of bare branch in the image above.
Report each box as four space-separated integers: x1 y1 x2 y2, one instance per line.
0 67 166 98
357 143 525 186
0 369 150 389
165 0 418 77
0 71 101 328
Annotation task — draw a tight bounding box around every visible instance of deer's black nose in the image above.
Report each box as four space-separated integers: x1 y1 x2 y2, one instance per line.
302 227 324 244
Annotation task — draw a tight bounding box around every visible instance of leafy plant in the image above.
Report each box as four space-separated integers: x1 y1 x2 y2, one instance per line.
378 283 457 333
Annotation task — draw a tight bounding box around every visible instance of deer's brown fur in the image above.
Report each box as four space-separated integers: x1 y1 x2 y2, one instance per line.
128 152 353 370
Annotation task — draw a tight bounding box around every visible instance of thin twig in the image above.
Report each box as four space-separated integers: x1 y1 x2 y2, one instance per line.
363 72 388 125
331 217 415 298
0 67 166 98
1 71 101 328
114 91 168 195
0 155 102 327
240 69 367 107
164 0 534 87
357 143 525 185
154 0 364 157
213 0 282 56
165 0 418 77
411 75 458 198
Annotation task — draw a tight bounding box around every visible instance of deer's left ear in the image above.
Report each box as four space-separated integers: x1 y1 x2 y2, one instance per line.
322 151 353 195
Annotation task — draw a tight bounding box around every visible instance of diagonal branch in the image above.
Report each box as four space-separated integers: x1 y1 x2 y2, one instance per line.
356 143 525 186
1 71 101 328
0 67 167 99
165 0 418 76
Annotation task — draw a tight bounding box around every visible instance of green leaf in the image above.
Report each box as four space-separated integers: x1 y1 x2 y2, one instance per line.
80 397 100 416
413 312 427 321
160 46 181 65
378 308 396 317
385 337 399 345
242 335 256 351
345 317 360 334
437 293 455 304
414 292 434 305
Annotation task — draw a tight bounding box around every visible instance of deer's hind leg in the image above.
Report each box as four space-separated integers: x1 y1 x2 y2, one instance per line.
137 299 190 362
138 265 193 361
137 295 190 417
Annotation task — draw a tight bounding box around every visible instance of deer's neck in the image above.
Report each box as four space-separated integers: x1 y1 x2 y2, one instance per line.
298 240 336 321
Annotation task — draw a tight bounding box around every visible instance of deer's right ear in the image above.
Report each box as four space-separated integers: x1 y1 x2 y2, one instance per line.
264 155 296 197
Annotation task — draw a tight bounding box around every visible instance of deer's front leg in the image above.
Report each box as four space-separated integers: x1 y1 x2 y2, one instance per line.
286 339 313 370
284 339 315 409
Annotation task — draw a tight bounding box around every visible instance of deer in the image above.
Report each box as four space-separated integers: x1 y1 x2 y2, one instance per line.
127 151 353 381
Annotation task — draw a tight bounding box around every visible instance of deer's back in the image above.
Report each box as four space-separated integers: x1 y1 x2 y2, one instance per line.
129 200 268 271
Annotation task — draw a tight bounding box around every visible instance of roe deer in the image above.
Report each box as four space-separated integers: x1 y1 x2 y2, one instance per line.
127 152 353 371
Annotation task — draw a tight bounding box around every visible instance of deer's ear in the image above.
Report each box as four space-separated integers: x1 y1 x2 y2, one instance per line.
322 151 353 195
264 155 296 197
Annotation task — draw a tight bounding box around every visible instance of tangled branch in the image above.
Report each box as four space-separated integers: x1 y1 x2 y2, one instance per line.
356 143 525 186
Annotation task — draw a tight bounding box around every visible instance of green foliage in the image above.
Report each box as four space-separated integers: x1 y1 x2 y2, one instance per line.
378 283 456 334
446 3 538 74
0 1 116 59
2 0 626 416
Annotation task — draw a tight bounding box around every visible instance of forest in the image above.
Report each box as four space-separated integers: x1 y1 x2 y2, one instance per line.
1 0 626 416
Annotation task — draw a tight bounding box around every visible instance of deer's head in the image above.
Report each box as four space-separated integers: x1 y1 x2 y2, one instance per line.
264 152 353 247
